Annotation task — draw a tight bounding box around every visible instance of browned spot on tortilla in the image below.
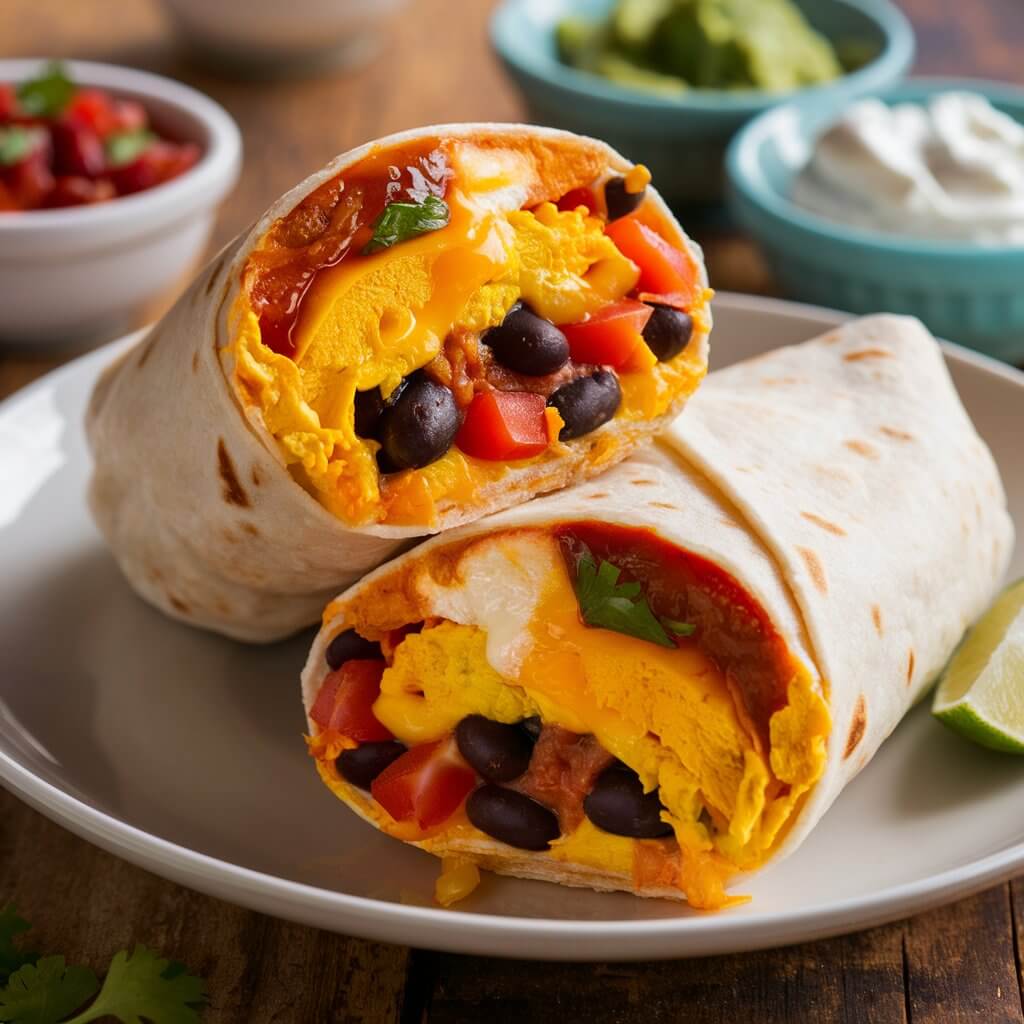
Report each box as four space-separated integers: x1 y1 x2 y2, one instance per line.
191 351 200 374
844 439 879 459
251 466 263 487
843 695 867 759
136 333 158 368
796 546 828 595
907 649 916 685
800 511 846 536
821 331 842 345
871 605 883 635
630 478 655 486
843 348 892 362
217 439 250 507
880 426 914 442
649 502 676 510
589 492 609 500
761 376 799 386
168 594 189 614
241 522 260 537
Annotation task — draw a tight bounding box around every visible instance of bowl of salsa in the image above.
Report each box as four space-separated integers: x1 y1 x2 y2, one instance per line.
0 60 241 346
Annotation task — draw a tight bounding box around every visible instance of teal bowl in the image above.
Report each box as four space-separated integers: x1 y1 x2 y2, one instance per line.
727 78 1024 363
490 0 914 204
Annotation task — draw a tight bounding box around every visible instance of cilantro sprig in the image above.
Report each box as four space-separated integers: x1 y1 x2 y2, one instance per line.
105 130 156 168
0 906 206 1024
362 194 449 254
16 63 74 119
572 546 695 648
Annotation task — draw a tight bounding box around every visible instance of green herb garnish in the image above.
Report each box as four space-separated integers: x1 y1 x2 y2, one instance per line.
105 130 156 168
573 546 694 648
0 906 206 1024
16 62 74 119
0 128 37 167
362 194 449 255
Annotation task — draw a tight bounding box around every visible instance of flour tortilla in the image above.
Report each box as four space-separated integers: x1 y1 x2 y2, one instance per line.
86 123 708 643
301 315 1013 900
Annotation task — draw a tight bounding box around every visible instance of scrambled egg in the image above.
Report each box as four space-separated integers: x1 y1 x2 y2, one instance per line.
369 560 830 908
232 193 639 525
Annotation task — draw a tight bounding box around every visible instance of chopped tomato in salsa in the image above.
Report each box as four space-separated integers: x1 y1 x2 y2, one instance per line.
557 523 795 742
0 63 199 212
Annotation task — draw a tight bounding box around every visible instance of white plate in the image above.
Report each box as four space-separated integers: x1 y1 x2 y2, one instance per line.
1 293 1022 961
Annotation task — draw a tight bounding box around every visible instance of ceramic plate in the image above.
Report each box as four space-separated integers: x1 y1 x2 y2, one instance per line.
1 293 1022 961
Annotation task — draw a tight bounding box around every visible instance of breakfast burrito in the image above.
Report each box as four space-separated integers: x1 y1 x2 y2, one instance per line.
300 315 1013 909
86 124 711 642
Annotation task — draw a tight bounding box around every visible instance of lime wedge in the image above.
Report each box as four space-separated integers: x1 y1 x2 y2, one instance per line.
932 579 1024 754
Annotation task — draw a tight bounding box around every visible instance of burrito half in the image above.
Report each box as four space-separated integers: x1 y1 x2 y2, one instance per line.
87 124 711 642
300 315 1013 908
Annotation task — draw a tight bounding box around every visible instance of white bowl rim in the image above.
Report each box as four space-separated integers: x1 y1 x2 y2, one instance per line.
0 58 241 238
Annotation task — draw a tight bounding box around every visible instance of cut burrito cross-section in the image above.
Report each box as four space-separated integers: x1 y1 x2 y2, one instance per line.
301 315 1013 909
87 123 711 642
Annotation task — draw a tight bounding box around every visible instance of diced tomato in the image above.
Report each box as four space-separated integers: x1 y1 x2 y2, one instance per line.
0 84 16 122
0 181 18 211
561 299 653 369
371 737 477 829
67 88 117 137
309 659 393 742
109 140 200 195
456 390 549 461
45 175 116 208
605 218 700 303
109 99 147 135
50 119 105 177
557 186 596 214
3 155 54 209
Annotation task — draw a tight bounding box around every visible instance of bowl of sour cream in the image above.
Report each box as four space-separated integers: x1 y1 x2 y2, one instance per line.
727 79 1024 362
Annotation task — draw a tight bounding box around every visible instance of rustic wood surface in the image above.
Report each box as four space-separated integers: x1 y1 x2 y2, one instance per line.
3 1 1024 1020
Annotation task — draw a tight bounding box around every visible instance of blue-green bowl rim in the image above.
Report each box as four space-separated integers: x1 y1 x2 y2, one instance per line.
727 76 1024 260
490 0 915 114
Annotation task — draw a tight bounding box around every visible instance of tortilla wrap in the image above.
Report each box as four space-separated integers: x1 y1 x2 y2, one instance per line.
86 123 711 643
301 315 1013 907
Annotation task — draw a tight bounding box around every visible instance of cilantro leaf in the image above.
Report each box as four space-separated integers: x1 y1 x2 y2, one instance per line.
0 128 38 168
0 907 37 985
362 194 449 254
0 957 99 1024
573 548 676 648
16 63 74 119
66 945 205 1024
105 130 155 168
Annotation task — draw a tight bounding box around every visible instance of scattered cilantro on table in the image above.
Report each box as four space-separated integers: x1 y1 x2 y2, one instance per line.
572 546 695 648
0 907 206 1024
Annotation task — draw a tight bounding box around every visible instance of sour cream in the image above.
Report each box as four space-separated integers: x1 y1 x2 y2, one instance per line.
792 92 1024 245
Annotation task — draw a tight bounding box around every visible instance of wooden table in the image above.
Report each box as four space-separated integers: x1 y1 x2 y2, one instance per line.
4 2 1023 1020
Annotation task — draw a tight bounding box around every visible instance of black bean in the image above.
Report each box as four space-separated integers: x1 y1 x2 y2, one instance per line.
642 304 693 362
326 629 382 670
466 785 560 851
520 716 542 741
455 715 534 783
377 373 462 471
604 175 646 220
354 387 386 438
548 370 621 440
583 765 673 839
483 302 570 376
337 741 407 791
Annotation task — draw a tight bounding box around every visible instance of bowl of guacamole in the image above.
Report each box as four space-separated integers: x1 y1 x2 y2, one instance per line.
491 0 914 203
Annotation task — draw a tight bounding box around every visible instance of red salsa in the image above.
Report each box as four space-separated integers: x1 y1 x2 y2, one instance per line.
0 62 200 212
556 523 797 743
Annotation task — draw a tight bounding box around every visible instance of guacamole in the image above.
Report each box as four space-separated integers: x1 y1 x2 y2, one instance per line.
557 0 844 95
